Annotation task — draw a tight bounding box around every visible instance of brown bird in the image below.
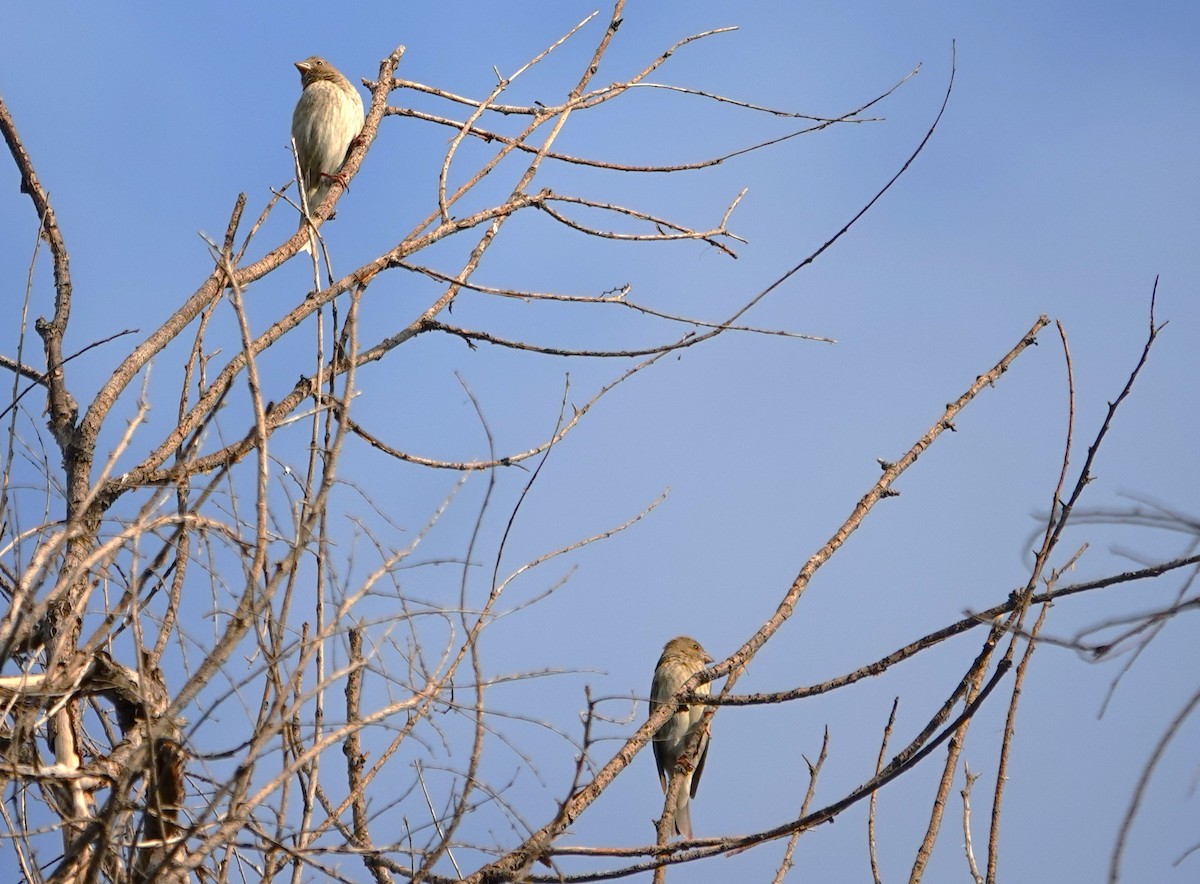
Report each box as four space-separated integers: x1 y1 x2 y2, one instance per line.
291 55 364 252
650 635 713 839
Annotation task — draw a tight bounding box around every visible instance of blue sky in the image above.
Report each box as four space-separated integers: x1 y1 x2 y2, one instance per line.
1 2 1197 881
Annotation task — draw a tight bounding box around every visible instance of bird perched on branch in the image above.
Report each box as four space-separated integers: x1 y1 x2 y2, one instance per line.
291 55 364 252
650 635 713 839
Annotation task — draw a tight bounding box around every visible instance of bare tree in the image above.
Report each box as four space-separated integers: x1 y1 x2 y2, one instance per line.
0 5 1191 883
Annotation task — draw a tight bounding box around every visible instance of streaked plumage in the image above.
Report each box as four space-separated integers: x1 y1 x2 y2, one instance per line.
291 56 364 250
650 635 713 839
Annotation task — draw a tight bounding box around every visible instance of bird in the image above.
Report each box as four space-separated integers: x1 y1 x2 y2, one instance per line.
291 55 364 252
650 635 713 839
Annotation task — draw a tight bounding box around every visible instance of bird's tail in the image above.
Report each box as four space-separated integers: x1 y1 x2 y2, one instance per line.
672 774 694 839
297 184 323 255
298 225 316 255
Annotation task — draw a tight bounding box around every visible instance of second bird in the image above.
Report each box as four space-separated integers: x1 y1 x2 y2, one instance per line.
291 56 364 250
650 635 713 839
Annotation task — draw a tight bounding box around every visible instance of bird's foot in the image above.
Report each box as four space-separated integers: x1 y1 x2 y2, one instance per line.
320 170 351 191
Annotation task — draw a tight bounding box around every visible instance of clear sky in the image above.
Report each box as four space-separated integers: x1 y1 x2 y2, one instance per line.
1 2 1197 882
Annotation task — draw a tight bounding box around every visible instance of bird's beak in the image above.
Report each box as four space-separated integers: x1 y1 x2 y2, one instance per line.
294 61 310 74
704 653 714 665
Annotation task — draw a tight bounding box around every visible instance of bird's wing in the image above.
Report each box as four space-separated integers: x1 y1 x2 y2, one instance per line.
689 729 709 798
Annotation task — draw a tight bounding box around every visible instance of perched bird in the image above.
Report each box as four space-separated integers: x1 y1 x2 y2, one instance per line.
291 56 364 251
650 635 713 839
